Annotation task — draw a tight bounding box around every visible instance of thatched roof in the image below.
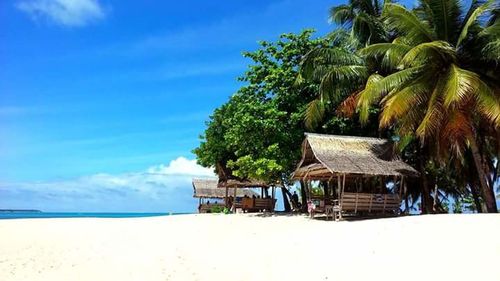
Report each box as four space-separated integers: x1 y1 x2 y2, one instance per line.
217 178 269 188
293 133 418 178
192 178 258 198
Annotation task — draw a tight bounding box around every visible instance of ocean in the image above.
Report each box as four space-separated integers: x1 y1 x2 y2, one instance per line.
0 212 184 220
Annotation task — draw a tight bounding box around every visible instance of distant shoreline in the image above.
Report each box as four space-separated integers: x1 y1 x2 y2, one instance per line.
0 209 42 213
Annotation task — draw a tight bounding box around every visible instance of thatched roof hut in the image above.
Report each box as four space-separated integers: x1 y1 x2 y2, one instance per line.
293 133 418 179
192 178 257 198
212 163 277 212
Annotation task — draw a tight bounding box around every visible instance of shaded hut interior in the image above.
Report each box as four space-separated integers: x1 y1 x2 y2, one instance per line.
217 178 277 213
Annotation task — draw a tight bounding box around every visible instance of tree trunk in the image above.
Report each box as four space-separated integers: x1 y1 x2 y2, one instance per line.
417 146 434 214
466 156 484 213
281 187 291 212
469 137 498 213
300 180 308 212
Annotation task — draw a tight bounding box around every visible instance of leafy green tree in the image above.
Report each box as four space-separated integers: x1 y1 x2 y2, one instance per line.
194 30 332 210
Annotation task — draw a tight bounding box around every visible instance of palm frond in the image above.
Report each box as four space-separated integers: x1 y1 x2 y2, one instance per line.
416 75 447 140
400 41 456 67
424 0 462 42
358 67 424 124
442 64 500 126
359 43 411 70
305 99 326 130
301 47 363 81
318 65 369 103
457 0 495 47
329 5 355 25
482 39 500 61
442 64 480 107
478 19 500 38
326 29 360 50
356 73 384 123
382 3 435 44
336 91 360 117
439 109 473 158
474 82 500 126
380 78 431 127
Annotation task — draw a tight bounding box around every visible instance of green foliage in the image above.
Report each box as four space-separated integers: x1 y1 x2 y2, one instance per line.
356 0 500 164
194 30 333 183
194 1 500 213
452 193 479 213
210 205 224 213
307 0 500 212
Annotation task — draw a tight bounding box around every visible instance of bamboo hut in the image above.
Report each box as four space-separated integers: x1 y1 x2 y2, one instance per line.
293 133 418 220
217 178 277 213
192 178 257 213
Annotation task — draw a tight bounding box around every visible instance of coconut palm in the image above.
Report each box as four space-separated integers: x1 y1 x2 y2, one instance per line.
298 31 370 129
356 0 500 212
329 0 387 46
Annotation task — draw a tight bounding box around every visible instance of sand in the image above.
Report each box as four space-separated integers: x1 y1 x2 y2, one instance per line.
0 213 499 281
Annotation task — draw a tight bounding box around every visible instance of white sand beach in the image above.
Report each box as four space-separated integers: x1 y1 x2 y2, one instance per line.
1 214 499 281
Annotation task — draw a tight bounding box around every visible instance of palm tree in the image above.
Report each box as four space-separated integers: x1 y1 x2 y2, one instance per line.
356 0 500 212
329 0 387 46
298 42 369 129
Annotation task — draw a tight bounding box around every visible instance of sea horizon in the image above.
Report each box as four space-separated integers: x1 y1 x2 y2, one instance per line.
0 212 190 220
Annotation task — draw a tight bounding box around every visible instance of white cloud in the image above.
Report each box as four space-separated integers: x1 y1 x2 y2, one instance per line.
147 157 215 177
0 157 215 212
16 0 106 27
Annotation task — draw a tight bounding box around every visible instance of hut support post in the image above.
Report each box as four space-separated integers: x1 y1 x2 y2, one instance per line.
337 175 341 198
328 176 334 197
233 186 237 213
342 174 346 194
322 183 328 204
399 176 404 197
225 186 228 207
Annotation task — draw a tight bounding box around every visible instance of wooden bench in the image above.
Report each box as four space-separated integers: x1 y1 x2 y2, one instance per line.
241 198 276 212
336 192 401 219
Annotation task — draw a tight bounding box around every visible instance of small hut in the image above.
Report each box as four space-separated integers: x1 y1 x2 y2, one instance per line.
192 178 257 213
293 133 418 219
218 178 277 213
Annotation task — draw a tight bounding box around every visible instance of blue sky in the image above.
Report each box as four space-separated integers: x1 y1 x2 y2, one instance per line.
0 0 336 212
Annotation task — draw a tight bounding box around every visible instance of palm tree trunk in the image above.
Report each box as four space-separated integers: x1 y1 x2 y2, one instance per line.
469 136 498 213
466 156 485 213
418 146 434 214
